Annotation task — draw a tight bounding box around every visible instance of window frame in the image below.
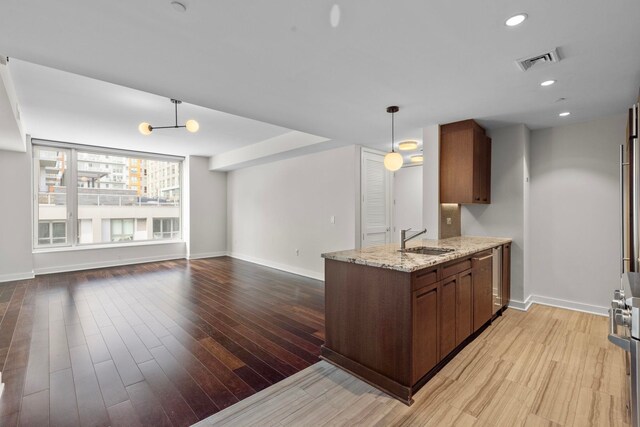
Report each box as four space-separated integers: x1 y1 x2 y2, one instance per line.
32 139 184 250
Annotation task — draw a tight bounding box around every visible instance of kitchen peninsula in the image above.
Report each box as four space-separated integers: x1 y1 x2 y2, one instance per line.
321 236 512 405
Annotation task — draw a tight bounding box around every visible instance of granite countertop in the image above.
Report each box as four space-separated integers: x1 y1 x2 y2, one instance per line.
321 236 512 273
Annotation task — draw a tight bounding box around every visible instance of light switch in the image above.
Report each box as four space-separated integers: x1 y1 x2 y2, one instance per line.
330 216 335 224
446 217 452 225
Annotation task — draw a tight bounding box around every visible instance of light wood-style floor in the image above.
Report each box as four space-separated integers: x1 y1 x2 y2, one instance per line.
195 304 630 427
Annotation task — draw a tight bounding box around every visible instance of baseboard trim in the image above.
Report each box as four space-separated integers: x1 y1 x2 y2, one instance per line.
188 251 228 260
227 252 324 281
508 296 533 312
530 294 608 317
33 253 186 276
0 271 35 283
508 294 607 317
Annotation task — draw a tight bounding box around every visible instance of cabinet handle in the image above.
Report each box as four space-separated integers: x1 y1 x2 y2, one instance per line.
473 255 493 261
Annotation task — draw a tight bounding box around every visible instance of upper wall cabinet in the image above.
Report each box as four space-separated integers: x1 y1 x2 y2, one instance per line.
439 119 491 204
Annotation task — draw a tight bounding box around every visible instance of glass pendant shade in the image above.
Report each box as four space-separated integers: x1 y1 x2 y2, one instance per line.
185 119 199 133
138 122 152 135
384 152 403 171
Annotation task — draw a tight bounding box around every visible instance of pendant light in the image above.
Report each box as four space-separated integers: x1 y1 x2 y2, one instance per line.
384 106 403 171
139 99 199 135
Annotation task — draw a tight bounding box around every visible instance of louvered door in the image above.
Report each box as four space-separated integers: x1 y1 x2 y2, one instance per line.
361 150 393 247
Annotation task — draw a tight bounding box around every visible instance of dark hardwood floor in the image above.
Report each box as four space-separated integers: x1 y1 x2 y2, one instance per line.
0 257 325 426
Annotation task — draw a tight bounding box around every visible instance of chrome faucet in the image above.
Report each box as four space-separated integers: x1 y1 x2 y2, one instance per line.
400 228 427 250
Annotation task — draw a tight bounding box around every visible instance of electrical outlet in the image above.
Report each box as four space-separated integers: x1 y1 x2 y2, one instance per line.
330 215 335 224
446 217 452 225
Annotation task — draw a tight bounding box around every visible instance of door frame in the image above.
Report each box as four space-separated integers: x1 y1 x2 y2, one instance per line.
359 147 394 248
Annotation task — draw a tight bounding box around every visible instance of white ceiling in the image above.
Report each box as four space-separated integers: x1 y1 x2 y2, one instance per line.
9 60 298 156
1 0 639 154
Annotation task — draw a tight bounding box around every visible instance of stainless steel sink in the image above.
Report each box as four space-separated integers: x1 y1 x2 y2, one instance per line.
400 246 455 256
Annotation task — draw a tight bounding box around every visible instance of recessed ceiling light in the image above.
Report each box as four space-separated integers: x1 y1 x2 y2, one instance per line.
410 154 423 163
505 13 527 27
559 112 571 117
540 80 556 87
330 4 341 28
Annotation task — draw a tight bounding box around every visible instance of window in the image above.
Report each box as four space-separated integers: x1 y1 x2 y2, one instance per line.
38 221 67 245
111 219 134 242
33 140 183 248
153 218 180 239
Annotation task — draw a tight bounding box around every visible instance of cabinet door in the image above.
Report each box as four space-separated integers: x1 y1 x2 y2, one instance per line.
502 244 511 308
440 277 456 359
413 285 439 383
473 254 493 332
472 132 491 203
456 269 473 346
440 129 474 203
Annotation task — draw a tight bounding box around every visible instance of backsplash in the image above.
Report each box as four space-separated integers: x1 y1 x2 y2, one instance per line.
440 204 461 239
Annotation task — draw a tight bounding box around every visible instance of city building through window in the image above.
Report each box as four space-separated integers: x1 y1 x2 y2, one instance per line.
33 142 183 248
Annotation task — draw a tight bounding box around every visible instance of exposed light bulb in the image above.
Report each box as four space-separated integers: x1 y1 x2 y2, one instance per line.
138 122 152 135
185 119 199 133
384 152 403 171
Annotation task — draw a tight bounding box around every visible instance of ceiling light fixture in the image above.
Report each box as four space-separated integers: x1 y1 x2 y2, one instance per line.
330 4 341 28
540 80 556 87
138 99 199 135
398 140 419 151
410 154 423 163
559 111 571 117
383 106 403 171
505 13 527 27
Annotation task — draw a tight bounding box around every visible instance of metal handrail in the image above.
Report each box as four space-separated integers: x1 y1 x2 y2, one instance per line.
38 192 179 207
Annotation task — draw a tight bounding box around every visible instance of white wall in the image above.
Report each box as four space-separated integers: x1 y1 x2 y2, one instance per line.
462 124 530 303
227 145 358 280
0 63 26 152
423 125 440 239
0 147 34 281
32 242 186 274
393 165 423 242
529 114 626 313
187 156 227 259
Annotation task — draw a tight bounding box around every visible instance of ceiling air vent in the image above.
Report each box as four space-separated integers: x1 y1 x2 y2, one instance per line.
515 48 561 72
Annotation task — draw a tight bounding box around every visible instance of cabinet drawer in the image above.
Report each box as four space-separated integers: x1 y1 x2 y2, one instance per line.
442 258 471 279
413 268 439 291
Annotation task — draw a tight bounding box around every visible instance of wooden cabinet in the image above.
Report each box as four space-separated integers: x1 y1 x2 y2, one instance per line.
322 244 510 405
472 251 493 332
456 269 473 346
440 119 492 204
502 243 511 308
440 277 456 359
413 284 439 383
